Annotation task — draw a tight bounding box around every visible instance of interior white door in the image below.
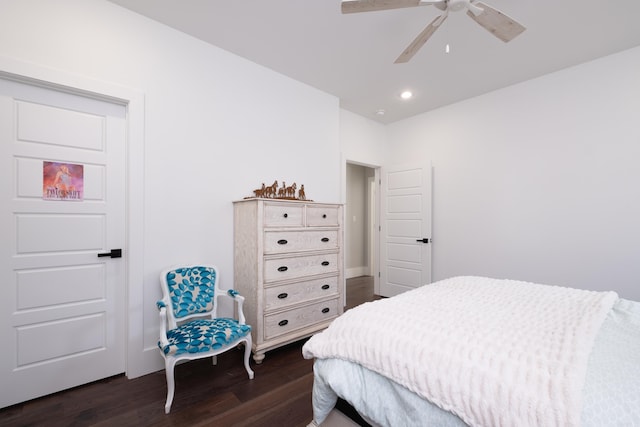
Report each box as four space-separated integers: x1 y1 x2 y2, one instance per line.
0 77 126 408
380 163 432 297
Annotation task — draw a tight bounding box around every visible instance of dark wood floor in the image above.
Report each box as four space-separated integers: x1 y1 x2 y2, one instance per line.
343 275 381 311
0 276 377 427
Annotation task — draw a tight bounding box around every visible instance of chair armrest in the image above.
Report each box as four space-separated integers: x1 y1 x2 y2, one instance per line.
156 300 169 347
226 289 248 325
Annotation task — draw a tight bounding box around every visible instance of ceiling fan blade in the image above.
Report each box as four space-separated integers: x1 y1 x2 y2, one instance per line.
394 14 447 63
342 0 431 14
466 1 525 42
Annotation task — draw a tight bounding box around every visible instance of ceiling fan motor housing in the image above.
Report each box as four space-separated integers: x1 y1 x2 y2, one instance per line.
448 0 470 12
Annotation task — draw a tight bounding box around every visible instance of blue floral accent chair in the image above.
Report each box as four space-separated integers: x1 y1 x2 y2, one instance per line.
157 265 254 414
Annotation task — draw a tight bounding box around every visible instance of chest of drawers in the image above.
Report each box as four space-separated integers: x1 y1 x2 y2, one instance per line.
233 199 344 363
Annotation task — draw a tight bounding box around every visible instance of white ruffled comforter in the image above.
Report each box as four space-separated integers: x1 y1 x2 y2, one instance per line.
302 276 618 427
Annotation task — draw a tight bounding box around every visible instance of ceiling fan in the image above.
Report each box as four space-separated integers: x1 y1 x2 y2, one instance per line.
342 0 526 63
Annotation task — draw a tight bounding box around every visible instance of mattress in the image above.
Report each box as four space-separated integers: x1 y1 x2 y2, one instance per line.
306 283 640 426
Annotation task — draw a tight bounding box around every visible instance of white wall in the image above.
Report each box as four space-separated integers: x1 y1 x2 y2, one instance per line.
0 0 341 376
387 47 640 301
339 109 389 174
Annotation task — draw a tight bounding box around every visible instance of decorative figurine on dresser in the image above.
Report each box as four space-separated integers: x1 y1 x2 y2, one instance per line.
234 182 344 363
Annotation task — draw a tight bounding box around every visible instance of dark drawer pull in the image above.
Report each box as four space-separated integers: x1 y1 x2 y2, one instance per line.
322 214 327 218
321 284 330 290
277 239 288 245
322 308 330 314
321 237 330 242
278 319 288 327
283 213 288 218
278 266 288 272
321 261 330 266
277 293 288 299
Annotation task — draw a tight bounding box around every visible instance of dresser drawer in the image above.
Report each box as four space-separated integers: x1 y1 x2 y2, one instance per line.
307 204 340 227
264 203 304 227
264 252 338 283
264 230 339 254
264 298 339 340
264 276 339 311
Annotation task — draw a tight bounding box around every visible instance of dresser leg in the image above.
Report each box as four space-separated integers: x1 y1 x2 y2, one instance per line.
253 351 266 364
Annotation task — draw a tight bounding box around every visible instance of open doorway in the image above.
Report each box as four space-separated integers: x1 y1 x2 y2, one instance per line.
345 162 380 299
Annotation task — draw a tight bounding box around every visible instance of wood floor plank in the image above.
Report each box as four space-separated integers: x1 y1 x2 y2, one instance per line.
195 374 314 427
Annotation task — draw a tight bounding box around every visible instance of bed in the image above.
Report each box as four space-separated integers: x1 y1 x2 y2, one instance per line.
302 276 640 427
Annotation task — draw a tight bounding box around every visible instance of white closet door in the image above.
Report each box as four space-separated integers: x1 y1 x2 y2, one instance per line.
380 162 432 297
0 78 126 408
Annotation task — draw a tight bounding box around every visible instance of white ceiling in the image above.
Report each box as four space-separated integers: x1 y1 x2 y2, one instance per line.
108 0 640 124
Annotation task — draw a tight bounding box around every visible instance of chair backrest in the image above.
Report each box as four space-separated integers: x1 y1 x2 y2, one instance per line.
161 266 219 322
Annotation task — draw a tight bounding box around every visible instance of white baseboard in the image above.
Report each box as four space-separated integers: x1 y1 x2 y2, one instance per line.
346 267 369 279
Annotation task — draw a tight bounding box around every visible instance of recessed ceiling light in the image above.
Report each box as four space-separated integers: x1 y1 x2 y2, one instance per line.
376 109 386 115
400 91 413 100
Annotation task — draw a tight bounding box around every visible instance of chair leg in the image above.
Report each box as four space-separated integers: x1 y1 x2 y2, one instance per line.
164 358 177 414
243 337 255 379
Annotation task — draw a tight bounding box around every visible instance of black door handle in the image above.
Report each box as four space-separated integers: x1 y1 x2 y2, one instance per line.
416 238 430 244
98 249 122 258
